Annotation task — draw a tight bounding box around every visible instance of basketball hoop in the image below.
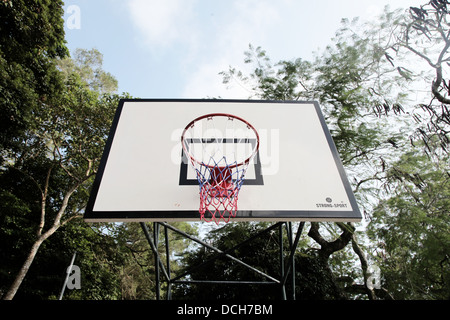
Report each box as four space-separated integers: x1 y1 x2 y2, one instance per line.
181 113 259 224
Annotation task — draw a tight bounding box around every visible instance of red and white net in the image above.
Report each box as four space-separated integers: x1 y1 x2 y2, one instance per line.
181 114 259 224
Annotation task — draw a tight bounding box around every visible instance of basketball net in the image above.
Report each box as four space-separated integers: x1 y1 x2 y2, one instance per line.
181 114 259 224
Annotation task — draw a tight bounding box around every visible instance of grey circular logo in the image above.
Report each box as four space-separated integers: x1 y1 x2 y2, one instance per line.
326 197 332 203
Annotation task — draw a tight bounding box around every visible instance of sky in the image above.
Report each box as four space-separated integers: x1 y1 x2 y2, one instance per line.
62 0 426 100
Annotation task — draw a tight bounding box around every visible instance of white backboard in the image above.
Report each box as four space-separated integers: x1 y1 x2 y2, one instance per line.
84 99 361 222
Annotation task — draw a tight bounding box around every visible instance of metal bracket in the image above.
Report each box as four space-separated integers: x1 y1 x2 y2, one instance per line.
140 221 304 300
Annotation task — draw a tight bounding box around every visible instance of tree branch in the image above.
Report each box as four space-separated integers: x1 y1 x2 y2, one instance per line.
432 65 450 104
37 166 53 237
308 222 355 260
351 235 377 300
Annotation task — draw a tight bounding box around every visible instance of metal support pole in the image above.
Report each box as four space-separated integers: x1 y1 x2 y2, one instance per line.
279 223 286 300
141 222 171 300
287 222 296 300
140 222 170 281
162 222 282 284
164 225 172 300
59 252 77 300
140 221 304 300
174 280 278 285
282 221 305 297
153 222 160 300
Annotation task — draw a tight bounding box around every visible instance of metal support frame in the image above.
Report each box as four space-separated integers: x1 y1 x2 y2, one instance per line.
140 221 305 300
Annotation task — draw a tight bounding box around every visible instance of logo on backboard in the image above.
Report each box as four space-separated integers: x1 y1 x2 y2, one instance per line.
316 197 349 209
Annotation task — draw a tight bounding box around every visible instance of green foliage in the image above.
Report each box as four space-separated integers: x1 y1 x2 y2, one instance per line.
57 49 118 94
221 44 314 101
294 252 346 300
0 7 128 296
216 2 449 301
0 0 68 153
369 151 450 299
0 85 124 299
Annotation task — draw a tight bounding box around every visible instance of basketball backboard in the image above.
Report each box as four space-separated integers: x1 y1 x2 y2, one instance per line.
84 99 362 222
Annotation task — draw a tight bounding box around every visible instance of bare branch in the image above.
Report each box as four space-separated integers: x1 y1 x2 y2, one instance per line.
432 65 450 104
308 222 355 259
351 235 377 300
37 166 53 237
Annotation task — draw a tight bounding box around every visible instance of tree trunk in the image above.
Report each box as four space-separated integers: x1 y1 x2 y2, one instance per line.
2 183 79 300
2 237 45 300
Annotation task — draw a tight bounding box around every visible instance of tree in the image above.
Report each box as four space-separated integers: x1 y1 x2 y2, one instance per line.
221 39 405 210
10 220 126 300
215 1 449 300
1 82 121 300
0 0 68 154
118 222 198 300
0 44 126 299
57 48 118 94
355 0 450 156
356 1 450 299
218 40 401 300
369 150 449 299
398 1 450 154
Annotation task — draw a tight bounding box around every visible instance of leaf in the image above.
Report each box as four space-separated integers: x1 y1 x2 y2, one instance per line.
410 6 428 19
385 52 395 67
397 67 413 80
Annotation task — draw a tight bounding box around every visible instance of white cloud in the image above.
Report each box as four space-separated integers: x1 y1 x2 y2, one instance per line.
127 0 197 48
182 0 283 99
181 0 428 99
129 0 424 99
181 58 253 99
126 0 294 98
